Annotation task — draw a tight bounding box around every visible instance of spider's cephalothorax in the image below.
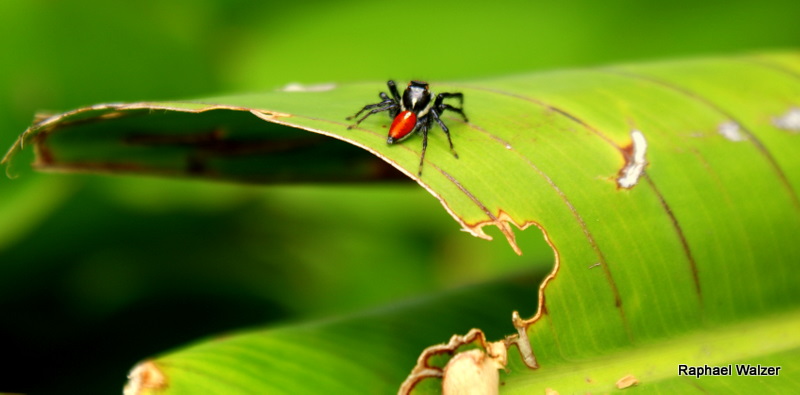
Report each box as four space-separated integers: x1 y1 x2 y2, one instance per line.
346 80 468 176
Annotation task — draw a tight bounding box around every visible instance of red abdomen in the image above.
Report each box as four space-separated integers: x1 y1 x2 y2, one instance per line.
388 111 417 143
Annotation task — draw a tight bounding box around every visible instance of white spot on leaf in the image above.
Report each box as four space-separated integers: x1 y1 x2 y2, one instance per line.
772 107 800 132
617 130 647 189
510 311 539 368
442 341 507 395
616 374 639 389
398 328 515 394
279 82 336 92
718 120 746 142
124 361 167 395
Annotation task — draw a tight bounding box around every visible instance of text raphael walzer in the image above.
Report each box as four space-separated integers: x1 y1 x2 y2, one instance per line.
679 364 781 378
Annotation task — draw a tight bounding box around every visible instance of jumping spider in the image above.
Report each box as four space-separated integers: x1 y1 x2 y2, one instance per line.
346 80 468 176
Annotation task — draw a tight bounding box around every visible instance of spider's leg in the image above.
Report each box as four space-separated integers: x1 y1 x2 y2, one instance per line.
437 92 464 105
379 92 401 118
346 99 394 120
388 80 402 103
439 104 469 123
347 103 399 129
435 92 468 122
418 122 429 176
430 109 459 159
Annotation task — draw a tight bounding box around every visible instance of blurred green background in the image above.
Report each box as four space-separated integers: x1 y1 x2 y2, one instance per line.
1 0 797 393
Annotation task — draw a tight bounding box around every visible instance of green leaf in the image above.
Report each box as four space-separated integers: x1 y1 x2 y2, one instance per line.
122 274 541 395
6 51 800 393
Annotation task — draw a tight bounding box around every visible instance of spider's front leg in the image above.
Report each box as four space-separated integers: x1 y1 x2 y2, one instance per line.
435 92 468 123
387 80 402 103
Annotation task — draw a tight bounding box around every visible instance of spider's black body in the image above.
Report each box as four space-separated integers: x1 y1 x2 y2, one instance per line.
346 80 468 176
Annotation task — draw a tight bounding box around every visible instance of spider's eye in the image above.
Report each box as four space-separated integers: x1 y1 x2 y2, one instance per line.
409 80 429 91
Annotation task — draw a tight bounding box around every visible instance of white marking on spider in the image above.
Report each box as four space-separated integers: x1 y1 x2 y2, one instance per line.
772 107 800 132
617 129 648 189
718 120 746 142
